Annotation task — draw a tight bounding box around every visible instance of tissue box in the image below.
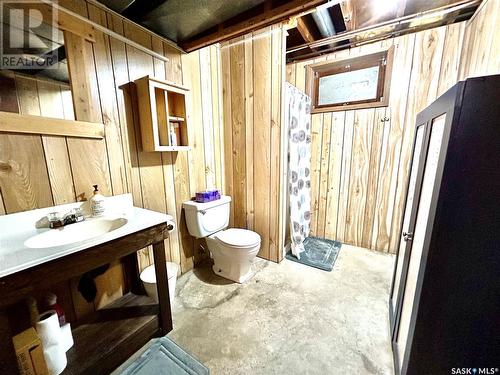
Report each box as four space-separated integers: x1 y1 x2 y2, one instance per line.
195 190 221 203
12 328 49 375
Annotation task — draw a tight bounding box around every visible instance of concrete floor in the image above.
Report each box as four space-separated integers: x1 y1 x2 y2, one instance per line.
167 244 395 375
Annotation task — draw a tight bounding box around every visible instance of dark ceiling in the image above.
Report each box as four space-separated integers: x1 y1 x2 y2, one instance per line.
142 0 267 42
98 0 269 43
96 0 480 60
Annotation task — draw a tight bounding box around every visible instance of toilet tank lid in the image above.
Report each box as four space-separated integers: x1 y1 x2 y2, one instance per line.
182 195 231 211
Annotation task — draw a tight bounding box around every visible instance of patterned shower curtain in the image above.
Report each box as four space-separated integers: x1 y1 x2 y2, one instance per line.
285 83 312 259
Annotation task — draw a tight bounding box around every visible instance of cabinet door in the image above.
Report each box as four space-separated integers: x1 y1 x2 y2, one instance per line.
395 113 447 373
390 124 426 330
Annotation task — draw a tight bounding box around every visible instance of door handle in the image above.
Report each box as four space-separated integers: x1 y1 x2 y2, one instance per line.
403 232 414 241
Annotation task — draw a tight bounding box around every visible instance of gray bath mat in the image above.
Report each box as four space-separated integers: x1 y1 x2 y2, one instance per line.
115 337 209 375
286 236 342 271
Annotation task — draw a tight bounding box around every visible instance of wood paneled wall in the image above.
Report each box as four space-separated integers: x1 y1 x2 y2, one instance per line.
287 0 499 254
287 22 466 253
0 0 223 317
0 0 497 296
458 0 500 79
220 25 286 262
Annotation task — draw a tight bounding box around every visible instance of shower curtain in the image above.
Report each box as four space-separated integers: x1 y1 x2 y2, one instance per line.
285 83 312 259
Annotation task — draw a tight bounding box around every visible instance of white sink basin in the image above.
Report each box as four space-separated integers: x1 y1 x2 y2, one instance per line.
24 218 128 249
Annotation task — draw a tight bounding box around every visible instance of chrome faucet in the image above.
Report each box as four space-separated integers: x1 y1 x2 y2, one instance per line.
48 208 85 229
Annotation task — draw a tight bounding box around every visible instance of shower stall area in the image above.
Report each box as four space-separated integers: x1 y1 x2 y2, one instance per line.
283 83 342 271
285 41 404 260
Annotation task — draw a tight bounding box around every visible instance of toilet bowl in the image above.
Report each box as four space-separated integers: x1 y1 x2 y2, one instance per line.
207 228 261 283
182 196 261 283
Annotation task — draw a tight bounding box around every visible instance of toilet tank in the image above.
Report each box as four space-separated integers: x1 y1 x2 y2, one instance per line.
182 196 231 238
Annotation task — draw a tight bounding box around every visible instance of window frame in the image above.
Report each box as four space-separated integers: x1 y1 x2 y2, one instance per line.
305 47 394 113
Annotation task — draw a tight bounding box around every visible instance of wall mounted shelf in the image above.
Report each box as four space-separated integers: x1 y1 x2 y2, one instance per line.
134 75 191 152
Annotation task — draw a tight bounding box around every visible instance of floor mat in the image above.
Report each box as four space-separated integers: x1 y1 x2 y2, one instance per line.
285 236 342 271
115 337 209 375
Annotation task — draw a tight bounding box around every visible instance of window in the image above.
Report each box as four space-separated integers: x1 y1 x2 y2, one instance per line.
305 48 393 113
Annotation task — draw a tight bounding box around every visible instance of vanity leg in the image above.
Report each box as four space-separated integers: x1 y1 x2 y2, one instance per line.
0 308 20 375
122 253 145 295
152 241 172 335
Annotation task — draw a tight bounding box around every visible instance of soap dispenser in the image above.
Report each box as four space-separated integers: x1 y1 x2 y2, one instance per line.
90 185 106 217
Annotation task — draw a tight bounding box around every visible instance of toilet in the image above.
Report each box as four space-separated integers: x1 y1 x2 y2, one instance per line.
182 196 261 283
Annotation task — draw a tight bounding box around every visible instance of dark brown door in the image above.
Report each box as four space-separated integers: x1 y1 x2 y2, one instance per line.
392 113 448 374
389 122 427 331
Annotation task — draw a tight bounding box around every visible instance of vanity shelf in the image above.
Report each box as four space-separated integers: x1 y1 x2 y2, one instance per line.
63 293 158 375
0 221 172 375
134 75 191 152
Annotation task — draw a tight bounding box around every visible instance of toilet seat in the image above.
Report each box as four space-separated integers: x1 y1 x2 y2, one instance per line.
214 228 261 248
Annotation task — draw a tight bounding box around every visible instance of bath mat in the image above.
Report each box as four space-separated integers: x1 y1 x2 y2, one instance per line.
115 337 209 375
285 236 342 271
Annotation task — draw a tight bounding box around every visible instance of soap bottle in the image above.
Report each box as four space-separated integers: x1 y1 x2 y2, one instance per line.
90 185 106 217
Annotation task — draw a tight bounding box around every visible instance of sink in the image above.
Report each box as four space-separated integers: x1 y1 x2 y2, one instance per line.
24 218 128 249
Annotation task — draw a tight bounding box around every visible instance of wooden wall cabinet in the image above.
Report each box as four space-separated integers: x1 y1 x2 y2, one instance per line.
389 75 500 374
134 76 191 152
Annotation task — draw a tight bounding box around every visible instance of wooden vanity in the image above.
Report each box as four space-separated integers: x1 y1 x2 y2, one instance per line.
0 221 172 375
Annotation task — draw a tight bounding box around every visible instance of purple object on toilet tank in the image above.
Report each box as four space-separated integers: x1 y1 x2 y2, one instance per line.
195 190 221 203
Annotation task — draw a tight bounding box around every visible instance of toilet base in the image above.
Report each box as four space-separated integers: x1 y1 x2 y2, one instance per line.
212 264 254 283
206 234 260 284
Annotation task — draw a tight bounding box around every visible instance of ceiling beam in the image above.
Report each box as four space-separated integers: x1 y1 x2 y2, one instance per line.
181 0 329 52
396 0 408 18
295 17 318 51
287 0 480 56
339 0 354 31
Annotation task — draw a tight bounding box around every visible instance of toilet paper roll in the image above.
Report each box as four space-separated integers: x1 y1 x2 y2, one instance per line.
60 323 74 352
43 344 67 375
36 310 62 347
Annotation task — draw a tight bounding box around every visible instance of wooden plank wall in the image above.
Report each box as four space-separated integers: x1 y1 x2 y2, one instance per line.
220 25 285 262
0 0 223 318
458 0 500 79
287 22 467 253
287 0 499 254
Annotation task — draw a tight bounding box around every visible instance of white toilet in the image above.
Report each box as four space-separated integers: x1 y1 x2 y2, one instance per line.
182 196 261 283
